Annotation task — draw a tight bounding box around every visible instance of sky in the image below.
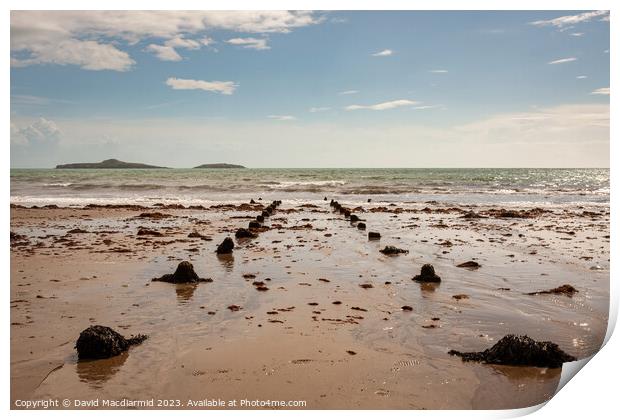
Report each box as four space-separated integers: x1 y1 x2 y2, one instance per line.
10 10 610 168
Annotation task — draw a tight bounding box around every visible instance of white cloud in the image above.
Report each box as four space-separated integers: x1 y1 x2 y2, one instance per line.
11 11 320 70
165 37 201 50
11 95 51 106
371 49 393 57
11 95 75 106
166 77 238 95
429 69 448 73
199 37 215 46
11 118 62 148
577 75 588 79
146 36 205 61
11 39 135 71
413 105 443 110
548 57 577 65
309 107 331 113
145 44 182 61
457 104 609 137
267 115 296 121
345 99 418 111
338 90 359 95
226 37 270 50
570 32 585 37
530 11 609 28
591 87 610 95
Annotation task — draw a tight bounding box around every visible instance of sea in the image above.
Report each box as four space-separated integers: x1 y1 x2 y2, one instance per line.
10 168 610 209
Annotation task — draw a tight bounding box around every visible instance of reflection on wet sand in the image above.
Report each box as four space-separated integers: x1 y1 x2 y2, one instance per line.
76 352 129 388
489 363 561 383
216 254 234 272
175 283 198 303
470 363 561 409
419 281 440 296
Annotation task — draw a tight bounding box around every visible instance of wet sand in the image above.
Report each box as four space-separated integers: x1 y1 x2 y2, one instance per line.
10 200 609 409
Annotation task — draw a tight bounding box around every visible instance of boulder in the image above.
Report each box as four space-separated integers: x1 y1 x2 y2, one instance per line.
368 231 381 240
413 264 441 282
357 223 366 230
249 221 261 229
448 334 576 368
216 237 235 254
75 325 147 360
235 228 257 239
152 261 211 283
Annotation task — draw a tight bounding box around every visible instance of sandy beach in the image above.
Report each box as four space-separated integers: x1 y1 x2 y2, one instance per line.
10 199 609 409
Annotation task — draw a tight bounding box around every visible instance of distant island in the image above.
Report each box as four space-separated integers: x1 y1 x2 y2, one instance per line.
55 159 166 169
193 163 246 169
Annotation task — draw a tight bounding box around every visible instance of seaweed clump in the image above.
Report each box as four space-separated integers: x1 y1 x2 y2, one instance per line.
152 261 211 284
75 325 147 360
448 334 576 368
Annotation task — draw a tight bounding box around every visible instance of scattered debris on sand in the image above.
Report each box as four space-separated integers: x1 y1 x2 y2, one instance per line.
75 325 147 360
152 261 212 284
137 212 171 219
448 334 576 368
188 231 211 240
485 208 548 219
457 261 481 269
252 281 269 291
460 211 485 219
526 284 578 297
67 228 89 234
413 264 442 283
216 237 235 254
380 246 409 255
452 294 470 300
137 228 163 237
10 231 27 243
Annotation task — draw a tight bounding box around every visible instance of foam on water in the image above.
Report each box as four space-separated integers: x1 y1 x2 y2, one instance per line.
10 168 609 208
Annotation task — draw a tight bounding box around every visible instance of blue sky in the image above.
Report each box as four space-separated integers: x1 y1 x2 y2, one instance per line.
10 11 610 167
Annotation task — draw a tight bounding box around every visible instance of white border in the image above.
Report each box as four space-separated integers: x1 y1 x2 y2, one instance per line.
3 1 616 419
